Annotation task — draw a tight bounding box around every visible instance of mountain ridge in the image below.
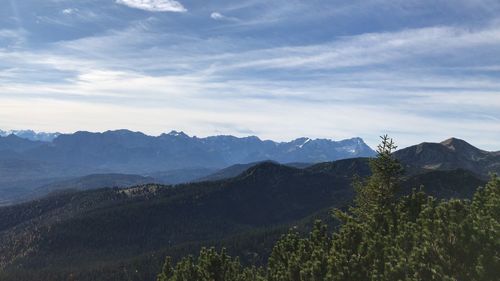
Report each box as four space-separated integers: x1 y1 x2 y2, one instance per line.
0 130 375 203
0 130 61 142
1 135 498 206
0 155 488 281
394 137 500 178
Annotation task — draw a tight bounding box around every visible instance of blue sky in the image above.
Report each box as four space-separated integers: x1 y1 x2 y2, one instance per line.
1 0 500 150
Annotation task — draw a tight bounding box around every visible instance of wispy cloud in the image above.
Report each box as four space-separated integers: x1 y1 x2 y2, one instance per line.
116 0 187 13
216 26 500 72
210 12 239 22
0 29 26 47
62 8 78 15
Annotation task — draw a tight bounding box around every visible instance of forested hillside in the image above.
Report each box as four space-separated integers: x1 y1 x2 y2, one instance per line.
155 136 500 281
0 137 495 281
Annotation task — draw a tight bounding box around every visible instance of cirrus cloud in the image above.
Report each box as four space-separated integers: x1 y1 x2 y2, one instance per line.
116 0 187 13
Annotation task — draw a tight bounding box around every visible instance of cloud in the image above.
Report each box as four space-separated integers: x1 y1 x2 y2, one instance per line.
116 0 187 12
2 48 499 149
210 12 239 22
0 29 20 39
210 12 224 20
218 26 500 72
62 8 77 15
0 29 26 47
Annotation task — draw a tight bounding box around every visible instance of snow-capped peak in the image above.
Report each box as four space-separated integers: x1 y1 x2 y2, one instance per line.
166 130 189 138
0 129 60 142
299 138 311 148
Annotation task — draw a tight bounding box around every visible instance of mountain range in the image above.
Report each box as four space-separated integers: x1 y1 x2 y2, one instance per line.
0 137 497 281
0 129 375 204
4 129 375 169
0 130 61 142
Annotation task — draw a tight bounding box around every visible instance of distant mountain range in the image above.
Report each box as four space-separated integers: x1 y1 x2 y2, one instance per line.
0 129 375 203
1 133 499 205
0 130 60 142
0 130 375 167
1 132 498 207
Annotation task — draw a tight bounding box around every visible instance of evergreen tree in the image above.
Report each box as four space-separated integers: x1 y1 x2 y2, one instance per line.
354 134 403 216
156 248 265 281
268 221 331 281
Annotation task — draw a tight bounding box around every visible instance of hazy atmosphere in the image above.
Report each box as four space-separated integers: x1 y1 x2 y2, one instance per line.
1 0 500 149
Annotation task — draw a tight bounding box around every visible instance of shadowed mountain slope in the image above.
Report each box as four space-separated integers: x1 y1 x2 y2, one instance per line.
34 173 155 194
196 161 313 182
0 154 489 281
0 162 356 279
0 135 45 153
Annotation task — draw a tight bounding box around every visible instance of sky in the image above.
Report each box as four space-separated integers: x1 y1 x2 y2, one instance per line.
1 0 500 150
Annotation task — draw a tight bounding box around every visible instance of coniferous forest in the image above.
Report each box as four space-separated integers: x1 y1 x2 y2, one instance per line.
156 136 500 281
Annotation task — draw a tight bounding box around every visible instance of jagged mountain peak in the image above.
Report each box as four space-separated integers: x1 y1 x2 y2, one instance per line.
165 130 189 138
3 134 22 140
0 129 60 142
